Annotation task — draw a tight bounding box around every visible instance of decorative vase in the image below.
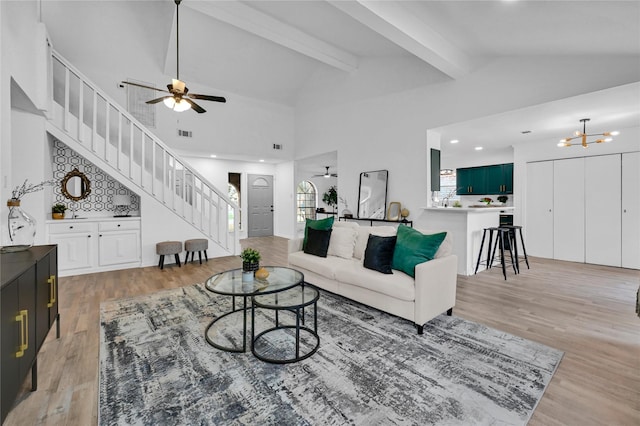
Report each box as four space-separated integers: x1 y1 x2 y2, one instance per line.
242 271 254 282
242 261 259 272
3 199 36 252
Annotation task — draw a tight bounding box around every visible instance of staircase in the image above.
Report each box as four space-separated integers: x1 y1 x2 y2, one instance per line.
46 50 239 255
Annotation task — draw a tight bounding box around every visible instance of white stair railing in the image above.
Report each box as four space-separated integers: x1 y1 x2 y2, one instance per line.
49 50 238 254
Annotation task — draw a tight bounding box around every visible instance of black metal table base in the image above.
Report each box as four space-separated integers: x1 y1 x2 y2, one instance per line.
251 286 320 364
205 295 249 353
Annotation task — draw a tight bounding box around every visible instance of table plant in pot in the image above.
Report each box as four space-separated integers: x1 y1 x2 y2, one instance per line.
52 203 67 219
240 247 261 281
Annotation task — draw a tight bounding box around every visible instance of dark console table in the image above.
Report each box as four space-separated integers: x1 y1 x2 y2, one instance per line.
339 216 413 227
1 245 59 423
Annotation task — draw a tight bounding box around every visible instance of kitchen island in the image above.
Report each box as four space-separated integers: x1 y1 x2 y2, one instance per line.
422 206 514 275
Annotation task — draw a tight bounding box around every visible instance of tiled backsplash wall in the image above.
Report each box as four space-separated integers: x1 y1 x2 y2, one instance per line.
52 140 140 216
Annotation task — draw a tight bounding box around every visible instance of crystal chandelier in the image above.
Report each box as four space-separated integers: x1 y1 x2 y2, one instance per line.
558 118 619 148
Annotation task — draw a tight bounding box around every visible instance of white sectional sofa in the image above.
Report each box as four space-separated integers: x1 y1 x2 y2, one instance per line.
288 221 458 333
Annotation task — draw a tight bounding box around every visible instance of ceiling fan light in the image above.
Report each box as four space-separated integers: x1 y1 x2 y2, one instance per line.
163 97 176 109
610 131 620 136
604 138 613 142
173 99 191 112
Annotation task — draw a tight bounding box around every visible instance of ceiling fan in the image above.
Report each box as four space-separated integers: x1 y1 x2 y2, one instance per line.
313 166 338 178
120 0 226 114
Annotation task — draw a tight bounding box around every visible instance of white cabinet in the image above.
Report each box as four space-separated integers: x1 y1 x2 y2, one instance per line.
526 161 554 258
98 221 140 266
47 218 141 276
526 153 639 269
585 155 621 266
553 158 585 263
622 152 640 269
47 222 94 272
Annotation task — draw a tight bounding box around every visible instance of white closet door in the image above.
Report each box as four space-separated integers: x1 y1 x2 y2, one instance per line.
622 152 640 269
554 158 585 262
526 161 554 258
585 155 621 266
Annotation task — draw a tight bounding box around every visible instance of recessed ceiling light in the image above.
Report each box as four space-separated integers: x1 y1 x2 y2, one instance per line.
475 147 483 151
210 154 217 158
450 139 459 144
259 159 265 162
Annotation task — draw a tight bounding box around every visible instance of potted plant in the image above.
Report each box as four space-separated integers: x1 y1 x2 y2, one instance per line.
240 248 261 272
52 203 67 220
322 185 338 212
497 195 509 204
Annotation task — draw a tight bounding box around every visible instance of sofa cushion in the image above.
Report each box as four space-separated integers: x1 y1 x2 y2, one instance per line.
328 226 357 259
289 251 354 280
337 264 415 301
416 229 453 258
363 235 397 274
303 216 334 249
392 226 447 277
354 225 396 260
304 227 332 257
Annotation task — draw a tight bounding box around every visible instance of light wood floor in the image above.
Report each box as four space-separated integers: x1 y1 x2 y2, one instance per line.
5 236 640 425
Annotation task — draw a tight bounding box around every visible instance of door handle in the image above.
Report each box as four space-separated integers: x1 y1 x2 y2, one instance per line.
47 275 56 307
15 310 28 357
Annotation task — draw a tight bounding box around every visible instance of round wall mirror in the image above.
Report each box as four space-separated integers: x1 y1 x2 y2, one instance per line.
61 168 91 201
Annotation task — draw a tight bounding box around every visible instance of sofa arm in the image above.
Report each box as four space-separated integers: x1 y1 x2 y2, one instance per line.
288 238 303 254
413 255 458 325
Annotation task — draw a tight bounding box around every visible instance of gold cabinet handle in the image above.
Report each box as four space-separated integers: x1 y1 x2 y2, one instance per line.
15 310 28 357
47 275 56 307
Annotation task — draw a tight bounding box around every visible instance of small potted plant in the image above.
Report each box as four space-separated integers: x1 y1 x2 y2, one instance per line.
240 248 261 272
497 195 509 204
51 203 67 220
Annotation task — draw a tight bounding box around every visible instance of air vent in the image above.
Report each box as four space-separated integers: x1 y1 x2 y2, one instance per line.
273 143 283 150
178 129 193 138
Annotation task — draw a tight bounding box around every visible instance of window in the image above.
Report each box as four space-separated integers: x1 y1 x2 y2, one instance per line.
228 183 239 232
439 170 460 203
297 180 317 222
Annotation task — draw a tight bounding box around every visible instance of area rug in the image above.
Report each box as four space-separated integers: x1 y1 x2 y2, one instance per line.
99 284 563 425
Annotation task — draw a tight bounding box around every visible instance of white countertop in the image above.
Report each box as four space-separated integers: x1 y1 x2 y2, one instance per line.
45 216 141 223
423 206 514 213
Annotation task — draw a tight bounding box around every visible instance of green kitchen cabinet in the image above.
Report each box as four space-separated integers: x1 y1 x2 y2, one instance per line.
485 163 513 194
456 167 486 195
457 163 513 195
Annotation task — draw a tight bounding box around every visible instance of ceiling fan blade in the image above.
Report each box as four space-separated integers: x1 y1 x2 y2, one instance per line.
188 93 227 103
146 96 172 105
184 98 206 113
121 81 169 93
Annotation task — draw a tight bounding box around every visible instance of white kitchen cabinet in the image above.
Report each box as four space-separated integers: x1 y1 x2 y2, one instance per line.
622 152 640 269
526 161 554 258
553 158 585 263
47 218 141 276
585 155 622 267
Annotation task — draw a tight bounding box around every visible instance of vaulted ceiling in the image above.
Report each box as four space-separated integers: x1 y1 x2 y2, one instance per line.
41 0 640 152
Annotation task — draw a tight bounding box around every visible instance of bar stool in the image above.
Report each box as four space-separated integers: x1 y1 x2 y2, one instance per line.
490 227 518 280
475 227 500 274
501 225 529 273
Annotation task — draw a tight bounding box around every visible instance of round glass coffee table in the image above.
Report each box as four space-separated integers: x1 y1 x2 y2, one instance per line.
204 266 304 353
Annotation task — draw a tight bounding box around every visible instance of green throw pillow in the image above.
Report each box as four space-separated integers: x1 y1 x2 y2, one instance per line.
303 216 335 249
391 226 447 277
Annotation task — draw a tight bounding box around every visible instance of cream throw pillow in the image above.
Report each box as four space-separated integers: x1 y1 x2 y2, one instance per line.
353 226 397 260
327 226 357 259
